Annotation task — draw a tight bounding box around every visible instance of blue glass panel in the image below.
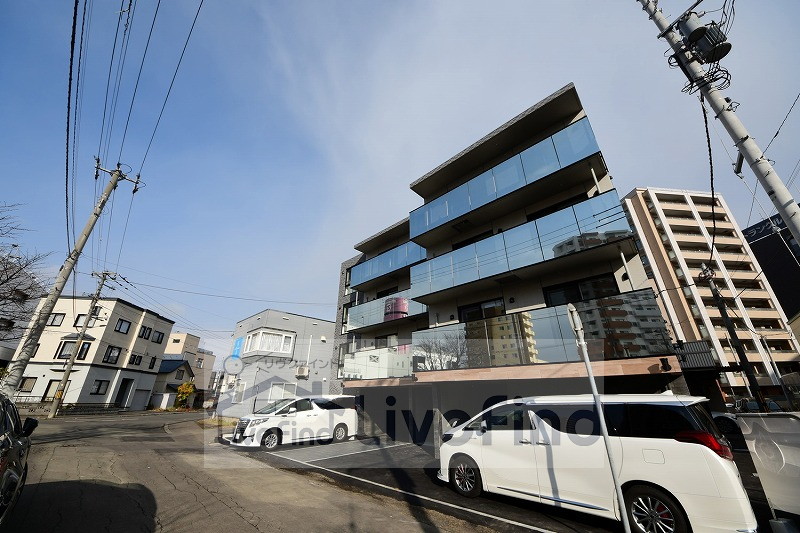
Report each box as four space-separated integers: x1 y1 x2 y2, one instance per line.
529 306 578 363
536 208 580 261
409 207 427 239
350 261 370 286
407 242 425 264
448 184 471 220
476 233 508 278
492 155 526 197
429 254 454 293
503 221 544 270
468 170 496 209
427 196 448 228
452 245 479 286
409 262 431 299
573 192 632 237
551 118 599 167
520 138 560 183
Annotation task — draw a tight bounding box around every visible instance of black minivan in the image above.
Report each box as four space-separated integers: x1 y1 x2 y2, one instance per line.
0 391 38 526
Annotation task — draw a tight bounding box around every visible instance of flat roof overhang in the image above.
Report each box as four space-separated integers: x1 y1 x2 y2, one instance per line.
344 312 429 337
354 218 410 254
410 152 608 249
410 83 584 199
411 236 638 306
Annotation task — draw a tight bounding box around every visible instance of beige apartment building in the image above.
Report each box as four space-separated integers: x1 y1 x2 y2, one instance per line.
10 296 174 410
164 332 215 392
623 187 800 398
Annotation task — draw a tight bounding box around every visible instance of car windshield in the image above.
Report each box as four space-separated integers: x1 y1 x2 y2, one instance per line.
254 399 294 415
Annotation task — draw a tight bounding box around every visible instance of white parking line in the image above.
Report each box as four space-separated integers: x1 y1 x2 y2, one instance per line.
273 442 414 462
272 453 557 533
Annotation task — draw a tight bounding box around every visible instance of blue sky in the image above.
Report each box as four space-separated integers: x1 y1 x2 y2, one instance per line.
2 1 799 360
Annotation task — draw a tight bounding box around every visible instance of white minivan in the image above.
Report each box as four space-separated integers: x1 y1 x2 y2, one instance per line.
438 394 758 533
230 395 357 449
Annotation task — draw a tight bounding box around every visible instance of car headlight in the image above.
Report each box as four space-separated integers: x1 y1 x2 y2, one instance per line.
250 418 271 427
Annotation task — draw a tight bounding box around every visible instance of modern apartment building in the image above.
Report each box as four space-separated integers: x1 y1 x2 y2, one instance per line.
333 84 684 445
623 187 800 399
9 296 174 410
164 332 216 392
217 310 335 419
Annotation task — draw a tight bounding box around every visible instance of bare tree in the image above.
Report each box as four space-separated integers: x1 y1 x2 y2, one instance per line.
0 204 49 356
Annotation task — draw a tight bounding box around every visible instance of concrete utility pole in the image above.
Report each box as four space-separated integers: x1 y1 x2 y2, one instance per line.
0 161 135 397
47 271 114 418
699 264 768 412
637 0 800 250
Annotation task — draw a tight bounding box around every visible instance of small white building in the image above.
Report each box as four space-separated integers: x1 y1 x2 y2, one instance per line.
10 296 174 410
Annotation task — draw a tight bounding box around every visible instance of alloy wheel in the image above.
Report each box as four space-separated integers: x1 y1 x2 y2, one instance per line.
453 463 476 493
630 495 676 533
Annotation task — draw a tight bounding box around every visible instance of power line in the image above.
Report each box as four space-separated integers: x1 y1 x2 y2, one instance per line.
138 0 204 174
124 279 336 306
763 90 800 156
65 0 80 255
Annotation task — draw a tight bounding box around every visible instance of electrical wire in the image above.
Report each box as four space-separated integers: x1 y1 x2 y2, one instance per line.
700 94 717 268
138 0 204 174
763 90 800 156
65 0 80 256
122 280 336 306
102 0 136 165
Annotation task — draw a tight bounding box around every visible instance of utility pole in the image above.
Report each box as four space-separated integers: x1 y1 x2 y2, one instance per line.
699 264 768 412
637 0 800 250
0 160 137 397
47 271 114 418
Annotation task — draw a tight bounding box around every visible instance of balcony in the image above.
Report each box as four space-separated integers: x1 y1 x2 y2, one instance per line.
409 191 633 302
338 345 414 381
409 118 601 242
345 289 427 333
350 241 426 290
411 289 672 374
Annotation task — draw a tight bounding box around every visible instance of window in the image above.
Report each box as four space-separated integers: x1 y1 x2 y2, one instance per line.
102 345 121 364
90 380 110 395
114 318 131 334
30 343 40 359
55 341 91 360
128 353 143 365
543 274 618 306
17 377 36 393
74 314 97 328
152 331 164 344
175 369 185 380
482 404 531 431
458 298 505 323
46 313 65 326
243 330 295 355
533 405 604 436
149 357 157 370
233 381 246 404
138 326 152 340
196 358 203 369
172 338 180 343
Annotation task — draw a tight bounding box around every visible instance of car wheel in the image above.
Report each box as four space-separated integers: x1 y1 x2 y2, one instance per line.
332 424 348 443
450 456 482 498
625 485 690 533
261 430 280 450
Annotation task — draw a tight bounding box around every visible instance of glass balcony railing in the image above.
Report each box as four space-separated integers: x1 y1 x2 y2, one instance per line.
338 344 413 380
410 191 631 299
350 241 426 287
412 289 672 373
409 117 600 238
345 289 427 332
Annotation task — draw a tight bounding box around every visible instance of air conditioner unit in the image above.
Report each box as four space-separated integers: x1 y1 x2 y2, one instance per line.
295 365 310 379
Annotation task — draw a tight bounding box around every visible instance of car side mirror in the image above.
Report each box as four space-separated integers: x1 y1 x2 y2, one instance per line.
480 420 488 434
22 417 38 438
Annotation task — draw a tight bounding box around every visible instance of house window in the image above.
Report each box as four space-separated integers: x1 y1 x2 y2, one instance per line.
114 319 131 334
74 314 97 328
46 313 65 326
196 358 203 369
138 326 152 339
458 298 505 323
128 353 143 365
152 331 164 344
233 381 246 404
149 357 157 370
172 338 180 343
175 369 185 380
17 377 36 393
102 345 122 364
90 380 110 395
243 330 295 355
54 341 90 360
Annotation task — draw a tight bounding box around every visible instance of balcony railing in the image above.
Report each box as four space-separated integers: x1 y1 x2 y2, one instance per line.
339 289 673 380
338 345 414 380
350 241 426 288
345 289 427 332
409 117 600 238
410 190 631 299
